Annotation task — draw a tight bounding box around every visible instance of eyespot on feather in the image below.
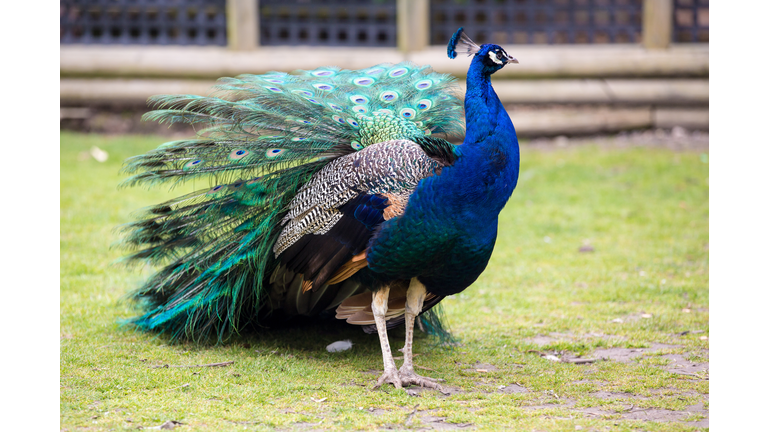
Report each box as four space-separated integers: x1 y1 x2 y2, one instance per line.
415 79 433 90
388 67 409 78
265 148 285 158
292 89 314 98
379 90 399 103
207 184 225 195
311 70 335 77
183 159 204 170
353 77 374 87
399 108 416 119
416 99 433 110
228 149 250 160
349 95 369 105
351 141 364 150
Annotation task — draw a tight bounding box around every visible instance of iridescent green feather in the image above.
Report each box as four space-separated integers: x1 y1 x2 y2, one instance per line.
121 62 463 341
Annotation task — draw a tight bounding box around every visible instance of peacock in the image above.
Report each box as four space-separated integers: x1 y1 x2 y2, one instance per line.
120 28 519 390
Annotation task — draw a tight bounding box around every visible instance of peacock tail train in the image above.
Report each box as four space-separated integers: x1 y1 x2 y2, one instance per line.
119 62 465 342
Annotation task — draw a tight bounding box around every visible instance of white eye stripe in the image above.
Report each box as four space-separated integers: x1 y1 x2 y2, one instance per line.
488 51 503 65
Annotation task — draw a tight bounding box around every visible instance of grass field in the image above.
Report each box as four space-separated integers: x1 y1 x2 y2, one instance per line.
61 131 709 431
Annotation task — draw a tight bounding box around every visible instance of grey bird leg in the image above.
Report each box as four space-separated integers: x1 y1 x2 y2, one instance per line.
398 278 444 389
372 285 402 389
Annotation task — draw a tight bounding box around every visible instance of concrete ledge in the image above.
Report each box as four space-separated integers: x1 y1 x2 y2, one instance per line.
509 107 708 136
473 79 707 105
60 78 708 106
60 44 709 79
510 107 652 136
60 78 217 104
653 108 709 129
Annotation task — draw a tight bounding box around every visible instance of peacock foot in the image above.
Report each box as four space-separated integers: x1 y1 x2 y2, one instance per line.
374 367 403 389
398 365 445 390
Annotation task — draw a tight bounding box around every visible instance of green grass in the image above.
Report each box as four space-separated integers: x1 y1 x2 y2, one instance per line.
61 131 709 431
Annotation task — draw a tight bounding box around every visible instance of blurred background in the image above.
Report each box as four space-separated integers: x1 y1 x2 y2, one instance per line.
59 0 708 141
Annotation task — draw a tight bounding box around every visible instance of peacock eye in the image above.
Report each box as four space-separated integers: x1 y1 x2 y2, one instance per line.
487 50 503 65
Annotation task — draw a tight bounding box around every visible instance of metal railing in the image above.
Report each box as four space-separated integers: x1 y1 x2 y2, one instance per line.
430 0 643 45
673 0 708 42
60 0 707 48
60 0 227 46
259 0 397 47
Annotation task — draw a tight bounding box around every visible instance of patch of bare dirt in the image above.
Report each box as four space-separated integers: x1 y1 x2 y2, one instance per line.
290 421 326 431
378 406 475 430
522 398 708 426
417 415 474 430
528 332 624 346
462 362 498 373
592 343 681 362
405 385 464 397
661 354 709 376
570 379 608 385
619 405 702 422
590 391 649 400
498 384 529 394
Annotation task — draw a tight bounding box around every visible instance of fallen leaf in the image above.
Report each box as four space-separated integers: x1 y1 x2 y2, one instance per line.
544 355 561 362
476 369 488 373
90 146 109 163
311 397 327 403
682 308 691 313
326 340 353 353
641 313 652 319
699 336 708 341
611 318 624 323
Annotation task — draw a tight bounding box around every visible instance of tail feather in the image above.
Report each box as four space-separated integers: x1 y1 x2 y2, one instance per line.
121 62 464 341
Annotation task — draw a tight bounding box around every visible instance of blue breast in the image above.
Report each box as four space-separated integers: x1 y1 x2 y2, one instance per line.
365 48 520 296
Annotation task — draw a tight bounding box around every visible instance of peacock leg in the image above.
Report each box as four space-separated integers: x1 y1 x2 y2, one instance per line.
398 278 444 389
372 285 402 389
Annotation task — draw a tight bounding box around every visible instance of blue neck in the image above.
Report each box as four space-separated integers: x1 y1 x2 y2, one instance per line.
463 62 508 146
453 57 520 215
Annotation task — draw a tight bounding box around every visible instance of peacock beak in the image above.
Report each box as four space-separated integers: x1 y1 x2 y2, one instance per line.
505 56 519 64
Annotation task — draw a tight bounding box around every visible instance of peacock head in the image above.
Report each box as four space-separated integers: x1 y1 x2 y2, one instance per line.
447 28 518 74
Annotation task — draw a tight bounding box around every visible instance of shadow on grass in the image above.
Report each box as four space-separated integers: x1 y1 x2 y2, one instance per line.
119 313 447 362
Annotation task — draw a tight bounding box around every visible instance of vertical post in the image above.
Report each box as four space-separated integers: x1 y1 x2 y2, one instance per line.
227 0 259 51
397 0 429 53
642 0 673 49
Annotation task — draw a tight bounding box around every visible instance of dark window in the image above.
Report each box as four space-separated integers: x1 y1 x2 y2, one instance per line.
60 0 227 46
260 0 397 47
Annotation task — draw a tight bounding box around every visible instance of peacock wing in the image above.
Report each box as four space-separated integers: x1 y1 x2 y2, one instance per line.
273 139 448 294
